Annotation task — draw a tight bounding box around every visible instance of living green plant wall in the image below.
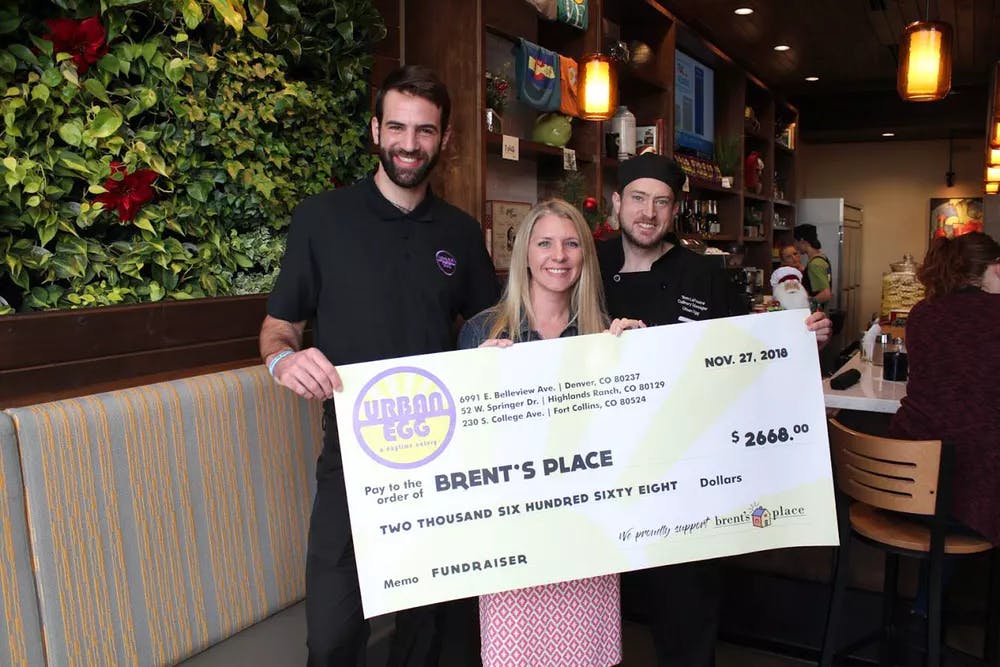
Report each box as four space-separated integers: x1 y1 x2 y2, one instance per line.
0 0 384 313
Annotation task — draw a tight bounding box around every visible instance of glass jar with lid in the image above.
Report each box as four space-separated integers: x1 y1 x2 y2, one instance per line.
879 254 925 321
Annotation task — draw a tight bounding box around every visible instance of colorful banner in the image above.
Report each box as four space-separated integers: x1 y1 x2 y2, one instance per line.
332 309 838 618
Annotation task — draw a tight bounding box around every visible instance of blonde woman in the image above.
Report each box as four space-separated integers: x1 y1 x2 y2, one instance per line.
458 198 641 667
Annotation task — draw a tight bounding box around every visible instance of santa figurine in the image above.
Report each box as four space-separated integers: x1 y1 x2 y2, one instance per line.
770 266 811 311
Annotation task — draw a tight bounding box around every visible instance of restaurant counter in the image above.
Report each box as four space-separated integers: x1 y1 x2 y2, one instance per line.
822 351 906 414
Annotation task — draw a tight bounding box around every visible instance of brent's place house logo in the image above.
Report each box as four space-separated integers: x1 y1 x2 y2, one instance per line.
713 503 806 529
353 366 456 468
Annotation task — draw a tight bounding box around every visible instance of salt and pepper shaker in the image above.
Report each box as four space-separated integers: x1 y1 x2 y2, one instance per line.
872 333 889 367
882 337 909 382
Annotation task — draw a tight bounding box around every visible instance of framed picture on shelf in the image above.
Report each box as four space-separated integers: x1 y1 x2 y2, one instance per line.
929 198 984 239
635 119 666 155
485 200 531 270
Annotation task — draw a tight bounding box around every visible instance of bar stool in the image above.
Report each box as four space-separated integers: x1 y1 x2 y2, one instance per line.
820 418 999 666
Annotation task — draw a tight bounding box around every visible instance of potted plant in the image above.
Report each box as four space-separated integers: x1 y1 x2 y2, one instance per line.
714 136 740 189
485 66 512 134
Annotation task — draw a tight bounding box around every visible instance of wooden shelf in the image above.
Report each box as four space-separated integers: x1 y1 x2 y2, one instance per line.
681 233 737 242
485 132 596 163
742 237 769 243
773 199 796 208
620 64 670 92
744 191 769 202
687 176 740 195
772 226 793 232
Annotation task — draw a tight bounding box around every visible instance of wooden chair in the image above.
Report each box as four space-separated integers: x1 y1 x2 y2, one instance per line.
820 418 998 666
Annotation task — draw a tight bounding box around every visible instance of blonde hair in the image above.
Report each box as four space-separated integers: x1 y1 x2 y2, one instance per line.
488 198 608 341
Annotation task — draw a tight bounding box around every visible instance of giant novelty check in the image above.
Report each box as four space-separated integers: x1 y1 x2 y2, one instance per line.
333 309 838 618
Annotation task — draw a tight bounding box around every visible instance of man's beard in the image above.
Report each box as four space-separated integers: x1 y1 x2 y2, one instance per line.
620 217 668 250
378 145 440 188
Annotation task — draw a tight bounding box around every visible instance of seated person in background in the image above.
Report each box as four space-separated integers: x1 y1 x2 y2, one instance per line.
889 231 1000 546
779 243 801 269
458 198 642 667
793 224 833 312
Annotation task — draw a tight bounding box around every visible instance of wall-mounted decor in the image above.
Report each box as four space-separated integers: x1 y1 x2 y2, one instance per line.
929 198 984 238
484 201 532 270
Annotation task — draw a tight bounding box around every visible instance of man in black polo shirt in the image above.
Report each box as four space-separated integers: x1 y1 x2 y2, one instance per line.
597 153 831 666
260 65 498 666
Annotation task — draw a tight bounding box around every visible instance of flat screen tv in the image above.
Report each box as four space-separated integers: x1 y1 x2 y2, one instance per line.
674 50 715 156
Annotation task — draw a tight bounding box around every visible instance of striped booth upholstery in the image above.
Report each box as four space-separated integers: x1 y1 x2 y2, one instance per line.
0 411 45 666
6 366 323 666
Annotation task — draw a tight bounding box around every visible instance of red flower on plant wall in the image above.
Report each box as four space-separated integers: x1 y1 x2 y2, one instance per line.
94 162 158 223
43 17 108 73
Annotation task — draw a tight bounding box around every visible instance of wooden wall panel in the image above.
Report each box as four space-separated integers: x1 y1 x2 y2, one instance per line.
0 295 267 407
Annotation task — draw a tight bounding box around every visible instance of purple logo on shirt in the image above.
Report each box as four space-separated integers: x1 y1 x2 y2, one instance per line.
435 250 457 276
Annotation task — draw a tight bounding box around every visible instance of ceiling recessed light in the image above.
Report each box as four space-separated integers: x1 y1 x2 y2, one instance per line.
734 7 754 15
774 45 791 52
805 76 819 82
882 132 895 137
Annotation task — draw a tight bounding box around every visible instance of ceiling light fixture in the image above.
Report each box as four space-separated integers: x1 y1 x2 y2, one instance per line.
882 132 895 137
805 76 819 82
578 54 618 121
734 7 754 15
897 0 953 102
986 182 999 195
773 45 790 52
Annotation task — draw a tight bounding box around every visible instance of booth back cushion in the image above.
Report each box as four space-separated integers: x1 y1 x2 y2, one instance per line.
7 366 322 666
0 411 45 666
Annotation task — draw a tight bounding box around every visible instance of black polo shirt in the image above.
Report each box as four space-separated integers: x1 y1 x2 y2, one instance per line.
596 238 745 325
267 175 499 366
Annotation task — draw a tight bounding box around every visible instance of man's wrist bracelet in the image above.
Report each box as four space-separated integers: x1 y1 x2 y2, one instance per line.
267 349 295 377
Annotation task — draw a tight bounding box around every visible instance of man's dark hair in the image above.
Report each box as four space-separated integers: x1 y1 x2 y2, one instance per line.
794 223 822 249
374 65 451 131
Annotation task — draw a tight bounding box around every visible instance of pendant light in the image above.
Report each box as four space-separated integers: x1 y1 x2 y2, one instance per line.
578 54 618 120
897 1 953 102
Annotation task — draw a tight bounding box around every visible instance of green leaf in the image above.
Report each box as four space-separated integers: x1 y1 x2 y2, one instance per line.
0 13 21 35
149 281 164 301
30 34 53 57
89 109 122 138
8 44 39 68
147 154 167 175
0 51 15 73
181 0 205 29
58 151 89 173
30 83 49 103
248 24 268 40
164 57 186 84
336 21 354 41
141 41 158 63
138 87 157 109
208 0 245 32
186 180 213 202
133 217 155 233
41 67 62 87
58 120 83 146
97 53 119 75
2 156 15 171
60 62 79 86
83 78 109 103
